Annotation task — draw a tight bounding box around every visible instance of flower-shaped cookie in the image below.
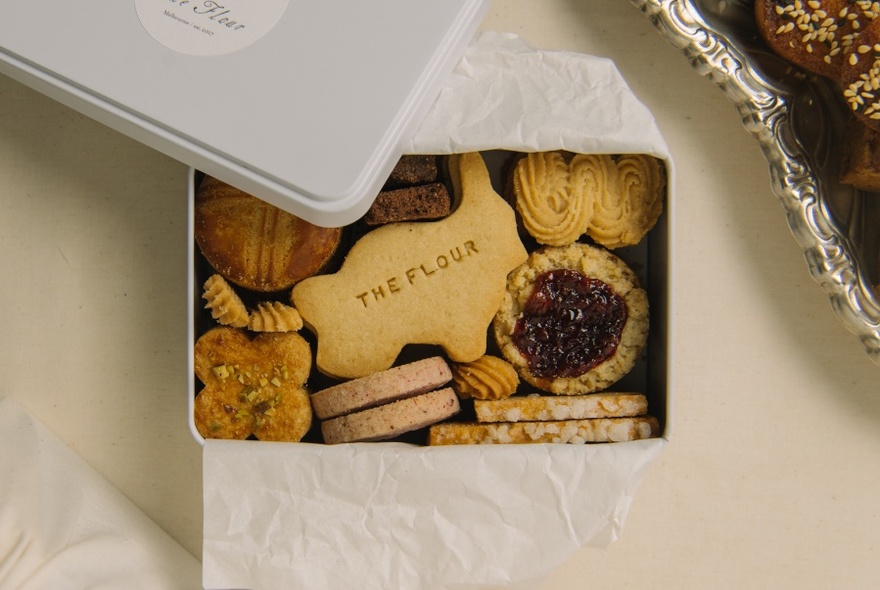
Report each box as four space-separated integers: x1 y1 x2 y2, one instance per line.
193 327 312 441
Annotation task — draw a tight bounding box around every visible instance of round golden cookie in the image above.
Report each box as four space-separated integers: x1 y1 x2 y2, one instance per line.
193 327 312 442
195 176 343 292
493 243 649 395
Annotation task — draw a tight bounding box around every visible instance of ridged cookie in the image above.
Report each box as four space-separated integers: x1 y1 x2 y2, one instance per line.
310 356 452 420
195 176 342 292
202 274 249 328
474 393 648 423
248 301 303 332
427 416 659 445
450 355 519 400
321 387 460 444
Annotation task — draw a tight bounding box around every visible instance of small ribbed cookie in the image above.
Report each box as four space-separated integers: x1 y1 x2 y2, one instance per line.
248 301 303 332
474 393 647 423
428 416 659 445
321 387 460 444
310 356 452 420
202 274 249 328
450 355 519 400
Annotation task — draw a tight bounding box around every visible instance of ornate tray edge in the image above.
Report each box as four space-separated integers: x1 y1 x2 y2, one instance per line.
631 0 880 365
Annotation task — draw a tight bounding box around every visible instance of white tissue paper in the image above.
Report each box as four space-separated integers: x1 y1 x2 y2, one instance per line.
0 397 201 590
202 31 671 590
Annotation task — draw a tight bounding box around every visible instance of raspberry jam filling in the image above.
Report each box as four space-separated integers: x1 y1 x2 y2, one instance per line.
512 269 627 378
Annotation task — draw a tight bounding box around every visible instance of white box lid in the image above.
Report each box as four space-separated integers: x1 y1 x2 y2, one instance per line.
0 0 487 226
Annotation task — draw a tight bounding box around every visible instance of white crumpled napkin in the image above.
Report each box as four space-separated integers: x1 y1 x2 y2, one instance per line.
0 397 201 590
202 31 671 590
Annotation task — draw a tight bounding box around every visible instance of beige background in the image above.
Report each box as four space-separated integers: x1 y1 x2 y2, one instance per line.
1 1 878 588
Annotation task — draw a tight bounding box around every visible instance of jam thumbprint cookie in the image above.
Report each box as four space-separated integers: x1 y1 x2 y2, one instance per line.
493 243 649 395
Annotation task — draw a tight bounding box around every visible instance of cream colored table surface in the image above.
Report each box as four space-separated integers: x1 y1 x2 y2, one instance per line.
1 1 878 588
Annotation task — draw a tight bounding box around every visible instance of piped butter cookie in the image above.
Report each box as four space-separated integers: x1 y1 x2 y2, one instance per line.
510 152 664 249
202 274 249 328
193 327 312 441
493 243 649 395
291 152 528 379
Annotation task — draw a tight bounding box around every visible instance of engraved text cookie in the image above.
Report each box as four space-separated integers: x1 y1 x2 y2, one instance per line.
291 152 528 379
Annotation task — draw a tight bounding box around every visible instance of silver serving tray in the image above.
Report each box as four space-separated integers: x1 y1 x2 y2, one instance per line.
631 0 880 364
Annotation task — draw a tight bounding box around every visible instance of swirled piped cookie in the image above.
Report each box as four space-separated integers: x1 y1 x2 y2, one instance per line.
510 151 596 246
202 274 249 328
450 355 519 400
510 152 664 249
587 154 665 249
493 243 649 395
248 301 303 333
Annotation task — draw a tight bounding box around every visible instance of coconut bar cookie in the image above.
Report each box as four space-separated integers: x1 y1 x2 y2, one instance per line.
473 393 648 423
427 416 659 445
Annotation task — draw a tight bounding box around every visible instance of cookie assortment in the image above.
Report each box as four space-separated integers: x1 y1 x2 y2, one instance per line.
192 151 667 445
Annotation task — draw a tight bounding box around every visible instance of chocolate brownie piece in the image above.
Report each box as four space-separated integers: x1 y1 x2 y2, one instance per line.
364 182 451 226
385 155 439 188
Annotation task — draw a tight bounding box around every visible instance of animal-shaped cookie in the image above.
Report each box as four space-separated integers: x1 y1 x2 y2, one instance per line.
193 327 312 441
291 152 528 379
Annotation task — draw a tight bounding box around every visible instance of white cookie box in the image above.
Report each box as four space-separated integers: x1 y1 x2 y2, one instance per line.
189 33 673 590
0 0 487 226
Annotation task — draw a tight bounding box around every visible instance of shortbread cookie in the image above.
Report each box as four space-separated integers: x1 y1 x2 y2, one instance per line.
510 151 595 246
473 393 648 423
310 356 452 420
248 301 303 332
450 355 519 400
195 176 343 292
321 387 460 444
587 154 665 249
427 416 660 445
493 243 649 395
291 152 528 379
202 274 249 328
193 327 312 442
